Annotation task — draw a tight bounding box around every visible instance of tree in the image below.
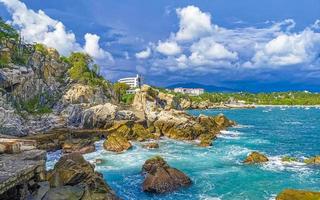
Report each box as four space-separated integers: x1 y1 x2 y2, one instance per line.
113 82 130 102
0 17 18 40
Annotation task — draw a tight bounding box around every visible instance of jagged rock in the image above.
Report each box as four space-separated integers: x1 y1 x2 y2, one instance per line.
81 103 118 129
107 121 156 141
47 153 119 199
243 152 269 164
62 139 95 154
103 134 132 152
143 142 159 149
142 156 191 193
63 84 109 105
304 156 320 164
276 189 320 200
115 110 136 121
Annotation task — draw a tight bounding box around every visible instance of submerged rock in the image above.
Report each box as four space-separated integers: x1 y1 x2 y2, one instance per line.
304 156 320 164
47 152 119 200
276 189 320 200
198 134 215 147
243 152 269 164
281 156 298 162
103 134 132 152
142 156 191 193
142 142 159 149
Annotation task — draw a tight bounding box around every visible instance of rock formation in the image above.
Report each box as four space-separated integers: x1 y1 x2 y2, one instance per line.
276 189 320 200
47 152 120 200
103 134 132 152
142 156 191 193
243 152 269 164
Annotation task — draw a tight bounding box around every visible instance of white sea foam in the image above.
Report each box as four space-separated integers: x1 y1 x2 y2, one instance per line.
199 194 221 200
233 124 254 129
261 155 311 175
219 130 242 140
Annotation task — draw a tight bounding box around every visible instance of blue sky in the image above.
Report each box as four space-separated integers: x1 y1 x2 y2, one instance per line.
1 0 320 92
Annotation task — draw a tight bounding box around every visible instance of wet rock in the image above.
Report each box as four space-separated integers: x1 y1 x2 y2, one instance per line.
62 139 95 154
47 153 119 199
198 134 215 147
243 152 269 164
43 185 84 200
142 156 192 193
103 134 132 152
143 142 159 149
304 156 320 164
276 189 320 200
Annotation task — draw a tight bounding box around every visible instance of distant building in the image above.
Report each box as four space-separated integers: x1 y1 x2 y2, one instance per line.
174 87 204 96
118 74 143 94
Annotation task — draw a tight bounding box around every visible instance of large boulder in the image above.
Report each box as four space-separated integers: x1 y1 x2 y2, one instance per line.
47 153 119 200
81 103 118 129
142 156 191 193
276 189 320 200
103 134 132 152
243 152 269 164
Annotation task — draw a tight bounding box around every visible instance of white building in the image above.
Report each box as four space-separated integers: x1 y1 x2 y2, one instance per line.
118 74 142 89
118 74 143 94
174 87 204 96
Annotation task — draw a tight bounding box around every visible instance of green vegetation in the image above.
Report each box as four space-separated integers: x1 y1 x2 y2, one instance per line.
0 17 18 40
34 43 48 55
121 93 135 104
171 91 320 105
67 52 111 91
0 18 32 67
113 82 131 103
14 92 55 115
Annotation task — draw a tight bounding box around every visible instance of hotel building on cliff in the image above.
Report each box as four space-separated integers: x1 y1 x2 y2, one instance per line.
117 74 143 93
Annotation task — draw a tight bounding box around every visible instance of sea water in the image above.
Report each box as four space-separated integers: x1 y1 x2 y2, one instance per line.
46 107 320 200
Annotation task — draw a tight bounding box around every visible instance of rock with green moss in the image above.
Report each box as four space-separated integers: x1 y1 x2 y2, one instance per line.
103 134 132 152
276 189 320 200
304 156 320 165
281 156 298 162
142 156 192 193
243 152 269 164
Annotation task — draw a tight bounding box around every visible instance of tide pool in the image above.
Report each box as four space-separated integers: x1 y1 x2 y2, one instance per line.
47 107 320 200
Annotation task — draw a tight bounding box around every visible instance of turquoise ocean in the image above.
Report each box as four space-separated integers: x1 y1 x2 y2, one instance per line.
47 107 320 200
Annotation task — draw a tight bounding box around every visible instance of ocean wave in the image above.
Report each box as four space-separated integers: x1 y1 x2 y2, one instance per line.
261 156 311 174
233 124 254 129
199 194 221 200
283 121 303 125
219 130 243 140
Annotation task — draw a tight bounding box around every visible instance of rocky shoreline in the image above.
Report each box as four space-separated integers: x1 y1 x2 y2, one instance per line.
1 44 319 199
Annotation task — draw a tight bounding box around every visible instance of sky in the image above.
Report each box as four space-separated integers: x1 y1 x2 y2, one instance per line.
0 0 320 92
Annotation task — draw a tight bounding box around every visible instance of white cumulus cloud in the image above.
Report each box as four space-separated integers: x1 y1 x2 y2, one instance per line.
156 40 181 56
252 29 320 67
135 47 151 59
175 5 214 41
0 0 114 64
